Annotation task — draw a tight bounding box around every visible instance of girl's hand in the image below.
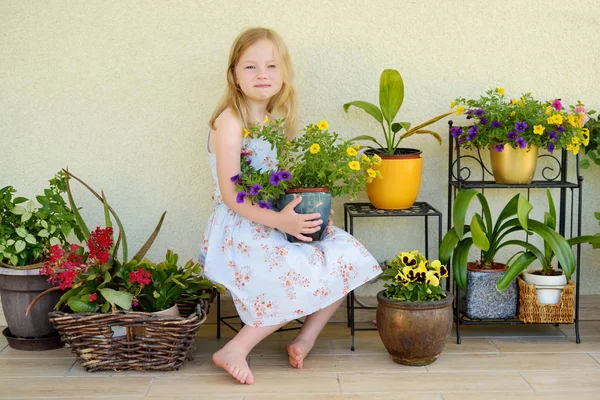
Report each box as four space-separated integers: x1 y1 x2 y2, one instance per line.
327 209 335 226
277 196 322 242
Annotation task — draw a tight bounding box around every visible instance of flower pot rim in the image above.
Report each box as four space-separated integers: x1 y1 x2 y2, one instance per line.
365 147 422 159
286 187 330 193
467 261 507 273
376 290 453 309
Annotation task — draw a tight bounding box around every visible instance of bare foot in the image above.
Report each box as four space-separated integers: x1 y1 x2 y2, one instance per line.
213 346 254 384
286 337 315 369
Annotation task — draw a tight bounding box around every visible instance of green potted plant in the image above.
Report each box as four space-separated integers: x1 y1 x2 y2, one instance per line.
579 105 599 169
233 119 381 242
439 189 573 319
451 89 591 184
343 69 453 209
0 171 83 350
495 190 600 305
377 250 452 366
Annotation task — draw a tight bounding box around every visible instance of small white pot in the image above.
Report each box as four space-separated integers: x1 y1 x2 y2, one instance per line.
522 271 567 305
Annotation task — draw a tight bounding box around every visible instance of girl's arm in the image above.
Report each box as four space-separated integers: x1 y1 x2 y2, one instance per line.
212 111 322 241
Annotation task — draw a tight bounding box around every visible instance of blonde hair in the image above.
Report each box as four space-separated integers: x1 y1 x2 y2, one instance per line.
209 27 297 139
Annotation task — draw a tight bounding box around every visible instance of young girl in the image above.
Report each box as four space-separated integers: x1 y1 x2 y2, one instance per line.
199 27 381 385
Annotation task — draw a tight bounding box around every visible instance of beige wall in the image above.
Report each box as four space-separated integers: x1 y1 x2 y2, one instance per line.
1 0 599 323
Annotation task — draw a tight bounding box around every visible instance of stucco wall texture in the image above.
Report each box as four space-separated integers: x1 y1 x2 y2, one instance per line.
1 1 599 324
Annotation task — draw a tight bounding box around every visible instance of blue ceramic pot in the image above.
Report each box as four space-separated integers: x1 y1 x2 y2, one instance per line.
276 188 331 242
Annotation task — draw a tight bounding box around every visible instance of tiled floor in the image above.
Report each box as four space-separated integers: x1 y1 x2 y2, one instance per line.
1 296 599 399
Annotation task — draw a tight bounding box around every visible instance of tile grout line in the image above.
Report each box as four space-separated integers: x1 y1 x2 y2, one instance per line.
587 352 600 366
517 371 537 393
336 372 342 394
144 376 156 397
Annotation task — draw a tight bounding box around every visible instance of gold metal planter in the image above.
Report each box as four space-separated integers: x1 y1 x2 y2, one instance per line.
489 144 538 184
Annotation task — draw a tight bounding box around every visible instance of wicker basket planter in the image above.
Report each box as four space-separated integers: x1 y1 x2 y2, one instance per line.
517 276 575 323
48 296 213 372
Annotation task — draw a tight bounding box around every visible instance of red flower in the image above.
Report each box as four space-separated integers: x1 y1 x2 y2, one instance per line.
129 268 152 287
89 293 97 302
87 227 113 264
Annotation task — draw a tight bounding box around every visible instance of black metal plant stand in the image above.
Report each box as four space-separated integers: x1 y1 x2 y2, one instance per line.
447 121 583 344
343 202 444 351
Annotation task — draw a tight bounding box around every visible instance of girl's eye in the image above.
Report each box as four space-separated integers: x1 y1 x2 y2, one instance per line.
268 65 276 68
245 66 255 69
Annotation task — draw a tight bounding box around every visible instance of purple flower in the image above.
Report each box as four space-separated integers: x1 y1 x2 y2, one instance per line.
516 137 527 148
552 99 563 111
230 174 241 184
258 201 272 209
450 126 463 138
548 142 555 153
491 120 502 128
547 130 558 142
507 130 518 140
557 125 565 133
494 144 505 152
467 125 479 141
515 121 528 133
269 171 282 186
249 184 262 195
465 109 473 115
473 109 485 116
278 170 291 181
479 117 488 125
236 191 247 204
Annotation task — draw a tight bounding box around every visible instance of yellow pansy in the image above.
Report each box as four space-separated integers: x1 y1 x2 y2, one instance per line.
533 125 545 135
450 100 456 109
367 168 377 178
372 154 382 166
430 260 448 277
425 270 440 287
263 115 270 123
496 88 505 95
348 161 360 170
346 147 357 156
402 266 416 281
309 143 321 154
413 261 428 282
398 251 417 266
243 128 251 138
317 120 329 130
455 105 465 115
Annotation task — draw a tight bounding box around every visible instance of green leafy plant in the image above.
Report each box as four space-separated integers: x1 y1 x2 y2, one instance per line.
233 119 382 207
0 172 83 267
439 189 574 290
343 69 453 156
580 110 600 169
496 190 600 290
451 89 591 155
379 250 448 302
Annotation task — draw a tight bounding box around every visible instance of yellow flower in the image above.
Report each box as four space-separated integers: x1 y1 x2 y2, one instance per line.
398 251 417 266
545 107 553 115
582 136 590 146
425 270 440 287
361 155 370 163
263 115 270 123
243 128 251 138
510 111 516 117
568 114 578 127
566 144 580 155
450 100 457 109
309 143 320 154
430 260 448 278
496 88 505 95
348 161 360 170
367 168 377 178
582 128 590 138
402 266 416 281
572 137 580 145
346 147 357 156
372 154 382 166
413 261 428 282
455 105 465 115
353 144 360 150
317 120 329 130
547 114 563 125
533 125 545 135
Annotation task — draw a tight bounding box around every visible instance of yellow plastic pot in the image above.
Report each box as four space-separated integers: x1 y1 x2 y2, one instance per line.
367 149 422 209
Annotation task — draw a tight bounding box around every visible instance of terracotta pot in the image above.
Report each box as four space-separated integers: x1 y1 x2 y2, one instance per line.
365 148 422 210
489 144 538 184
376 290 453 366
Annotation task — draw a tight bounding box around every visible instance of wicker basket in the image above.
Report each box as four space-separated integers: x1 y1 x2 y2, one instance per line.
517 276 575 323
48 295 213 372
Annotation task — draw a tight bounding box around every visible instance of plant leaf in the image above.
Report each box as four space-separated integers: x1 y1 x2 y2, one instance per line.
496 251 537 291
471 214 490 251
453 189 479 238
453 238 473 290
517 195 533 232
98 288 133 310
132 211 167 261
63 168 90 240
67 296 97 313
343 101 383 124
379 69 404 125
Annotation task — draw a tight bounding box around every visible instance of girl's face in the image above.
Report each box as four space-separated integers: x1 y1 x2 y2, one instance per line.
234 39 283 103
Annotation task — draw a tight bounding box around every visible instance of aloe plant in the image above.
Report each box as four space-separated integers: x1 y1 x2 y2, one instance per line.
495 190 600 290
343 69 453 156
439 189 575 291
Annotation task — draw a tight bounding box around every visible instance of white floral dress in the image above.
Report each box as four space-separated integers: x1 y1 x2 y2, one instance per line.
198 132 382 327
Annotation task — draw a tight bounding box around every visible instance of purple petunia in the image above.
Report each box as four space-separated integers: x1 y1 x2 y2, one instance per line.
516 137 527 148
258 201 272 209
548 142 555 153
547 130 558 142
269 171 282 186
230 174 242 184
467 125 479 141
249 184 262 195
515 121 528 133
507 130 518 140
473 108 485 116
236 191 247 204
278 170 291 181
479 117 488 125
494 144 505 152
450 126 463 138
557 125 565 133
491 120 502 128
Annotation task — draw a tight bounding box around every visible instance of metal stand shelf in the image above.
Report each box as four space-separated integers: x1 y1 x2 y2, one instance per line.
447 122 584 344
343 201 444 351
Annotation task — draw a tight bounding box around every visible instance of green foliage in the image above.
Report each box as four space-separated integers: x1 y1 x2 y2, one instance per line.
580 111 600 169
343 69 452 155
0 171 83 267
379 250 448 302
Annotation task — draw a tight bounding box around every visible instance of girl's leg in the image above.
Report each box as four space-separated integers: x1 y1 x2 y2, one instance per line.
213 322 285 385
286 297 344 369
